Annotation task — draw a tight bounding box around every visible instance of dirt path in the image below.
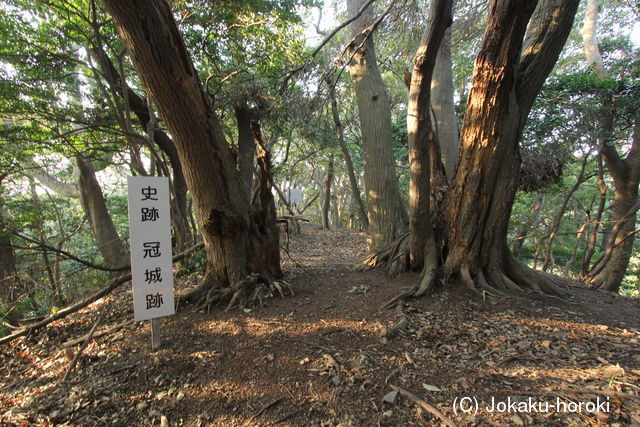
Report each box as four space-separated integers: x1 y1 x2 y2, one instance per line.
1 224 639 425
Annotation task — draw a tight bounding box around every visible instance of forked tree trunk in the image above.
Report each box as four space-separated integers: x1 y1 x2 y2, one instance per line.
105 0 280 302
442 0 578 296
75 155 130 270
581 0 640 292
346 0 408 251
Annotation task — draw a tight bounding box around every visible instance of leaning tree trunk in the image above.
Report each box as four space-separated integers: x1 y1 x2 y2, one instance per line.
581 0 640 292
442 0 578 297
346 0 408 251
104 0 282 304
75 155 130 270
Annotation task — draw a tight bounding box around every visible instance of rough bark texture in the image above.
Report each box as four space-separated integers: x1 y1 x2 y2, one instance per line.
443 0 578 296
407 0 452 273
75 155 130 270
346 0 408 251
105 0 248 289
248 122 283 280
104 0 281 300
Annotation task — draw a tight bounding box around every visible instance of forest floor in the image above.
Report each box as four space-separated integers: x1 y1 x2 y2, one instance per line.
1 224 640 426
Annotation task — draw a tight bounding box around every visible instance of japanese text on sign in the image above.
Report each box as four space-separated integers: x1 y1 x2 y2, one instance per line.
128 177 175 321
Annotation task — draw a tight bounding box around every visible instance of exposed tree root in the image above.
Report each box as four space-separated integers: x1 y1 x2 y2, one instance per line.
355 233 409 277
383 301 409 338
451 252 569 299
193 273 293 313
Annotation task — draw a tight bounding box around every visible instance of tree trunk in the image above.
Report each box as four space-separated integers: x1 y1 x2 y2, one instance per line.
442 0 578 296
431 8 459 180
75 155 130 270
407 0 452 274
346 0 408 251
326 75 369 230
321 155 334 230
581 0 640 292
90 42 193 250
0 197 18 306
104 0 281 302
235 104 257 197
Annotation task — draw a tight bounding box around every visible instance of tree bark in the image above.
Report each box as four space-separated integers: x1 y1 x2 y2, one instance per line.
346 0 408 251
75 155 130 270
407 0 452 274
104 0 280 299
442 0 578 296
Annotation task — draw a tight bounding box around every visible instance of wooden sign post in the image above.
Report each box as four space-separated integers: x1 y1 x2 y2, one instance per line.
127 177 175 351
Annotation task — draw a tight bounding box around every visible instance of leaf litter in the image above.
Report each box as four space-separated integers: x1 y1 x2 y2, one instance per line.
1 223 639 425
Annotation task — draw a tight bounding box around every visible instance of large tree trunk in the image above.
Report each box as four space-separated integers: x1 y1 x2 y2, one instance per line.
581 0 640 292
104 0 281 303
346 0 408 251
75 155 130 270
442 0 578 296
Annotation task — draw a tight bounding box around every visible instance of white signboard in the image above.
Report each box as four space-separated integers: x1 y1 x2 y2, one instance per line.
127 177 175 321
288 188 302 204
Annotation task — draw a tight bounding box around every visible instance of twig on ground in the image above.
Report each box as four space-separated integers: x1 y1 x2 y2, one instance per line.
62 310 105 383
244 397 283 426
389 384 457 427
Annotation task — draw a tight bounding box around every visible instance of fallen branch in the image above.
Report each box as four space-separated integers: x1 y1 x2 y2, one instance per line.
63 320 129 347
389 384 457 427
244 397 283 426
62 310 104 382
0 242 204 346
